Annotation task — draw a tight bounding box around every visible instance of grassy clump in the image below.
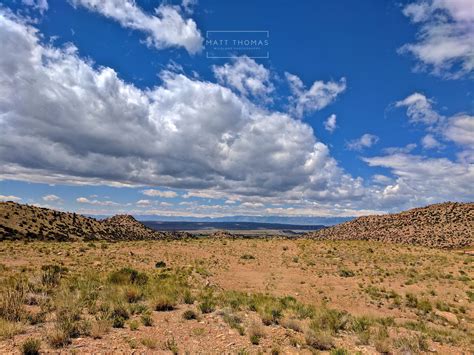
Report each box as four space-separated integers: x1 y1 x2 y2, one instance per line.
248 321 264 345
21 338 41 355
0 318 24 340
108 267 148 285
182 309 198 320
305 329 334 350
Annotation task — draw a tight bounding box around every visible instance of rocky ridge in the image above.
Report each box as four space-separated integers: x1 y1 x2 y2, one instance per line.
0 201 189 241
305 202 473 249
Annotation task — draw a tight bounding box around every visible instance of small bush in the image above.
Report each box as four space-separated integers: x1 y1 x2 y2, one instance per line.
124 286 142 303
0 278 27 321
310 308 349 335
41 264 67 287
305 329 334 350
281 318 303 332
182 289 195 304
338 269 355 277
198 290 216 314
141 337 158 349
240 254 255 260
0 319 23 340
141 313 154 326
112 316 125 328
90 319 110 339
405 293 418 308
417 298 432 314
221 310 244 335
108 268 148 285
248 321 264 345
129 320 139 331
153 294 176 311
21 338 41 355
165 338 179 354
155 261 167 268
47 328 71 348
182 309 198 320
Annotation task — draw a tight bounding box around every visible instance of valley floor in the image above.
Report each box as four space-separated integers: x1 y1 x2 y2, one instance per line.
0 239 472 354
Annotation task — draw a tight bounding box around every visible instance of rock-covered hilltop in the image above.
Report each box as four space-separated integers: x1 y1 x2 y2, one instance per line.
0 201 189 241
306 202 474 249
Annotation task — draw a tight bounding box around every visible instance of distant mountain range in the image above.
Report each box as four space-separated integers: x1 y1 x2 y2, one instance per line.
142 221 325 231
89 214 353 226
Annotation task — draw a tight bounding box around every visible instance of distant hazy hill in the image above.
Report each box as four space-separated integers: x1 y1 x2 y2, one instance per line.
0 201 188 241
90 214 353 226
305 202 474 249
143 221 325 231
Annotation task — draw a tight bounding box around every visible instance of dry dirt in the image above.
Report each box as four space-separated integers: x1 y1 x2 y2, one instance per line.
0 238 472 354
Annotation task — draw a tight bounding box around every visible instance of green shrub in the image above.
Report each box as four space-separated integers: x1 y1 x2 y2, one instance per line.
112 316 125 328
108 268 148 285
305 329 334 350
141 313 154 326
240 254 255 260
198 290 216 314
41 264 67 287
182 309 198 320
0 278 27 321
310 308 349 335
182 289 195 304
21 338 41 355
155 261 167 268
338 269 355 277
129 320 139 331
153 294 176 311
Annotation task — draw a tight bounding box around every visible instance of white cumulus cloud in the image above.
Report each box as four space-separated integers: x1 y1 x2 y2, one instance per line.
42 194 61 202
213 56 274 99
285 72 346 118
71 0 203 54
347 134 379 151
324 114 337 133
142 189 178 198
400 0 474 78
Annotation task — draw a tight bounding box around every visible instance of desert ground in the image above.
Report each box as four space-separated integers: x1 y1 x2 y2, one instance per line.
0 238 472 354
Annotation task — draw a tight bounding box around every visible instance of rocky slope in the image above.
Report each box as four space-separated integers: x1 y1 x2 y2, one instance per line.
306 202 474 249
0 201 188 241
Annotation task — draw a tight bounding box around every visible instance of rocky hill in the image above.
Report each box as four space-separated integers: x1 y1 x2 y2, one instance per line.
305 202 473 249
0 201 189 241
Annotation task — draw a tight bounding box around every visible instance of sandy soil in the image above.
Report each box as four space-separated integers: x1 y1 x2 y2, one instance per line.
0 239 472 354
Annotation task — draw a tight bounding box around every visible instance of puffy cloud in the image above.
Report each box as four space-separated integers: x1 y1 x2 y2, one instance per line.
399 0 474 78
0 11 363 209
443 114 474 147
71 0 203 54
395 92 442 125
363 153 474 207
0 195 22 202
396 93 473 158
346 134 379 151
324 114 337 133
142 189 178 198
383 143 417 155
285 72 346 118
213 56 274 99
136 199 152 207
22 0 48 13
1 10 471 216
42 194 61 202
181 0 197 14
76 197 119 206
421 134 442 149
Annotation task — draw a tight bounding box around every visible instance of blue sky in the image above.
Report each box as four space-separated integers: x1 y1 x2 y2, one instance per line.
0 0 473 221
